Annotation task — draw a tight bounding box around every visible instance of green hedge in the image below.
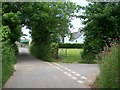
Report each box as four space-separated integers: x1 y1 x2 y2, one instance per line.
97 45 119 88
29 42 51 61
2 42 16 86
0 26 17 86
49 42 59 59
59 43 83 49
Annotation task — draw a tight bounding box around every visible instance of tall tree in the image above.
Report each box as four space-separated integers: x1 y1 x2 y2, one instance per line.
2 2 80 60
80 2 120 63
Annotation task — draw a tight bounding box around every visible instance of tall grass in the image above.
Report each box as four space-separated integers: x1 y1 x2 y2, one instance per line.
97 45 119 88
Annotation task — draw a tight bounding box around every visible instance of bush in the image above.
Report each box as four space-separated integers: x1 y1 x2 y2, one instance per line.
2 12 22 43
49 42 59 59
2 41 16 86
11 43 19 55
0 26 17 86
59 43 83 49
97 45 119 88
29 42 51 61
0 26 19 55
0 26 11 42
81 52 96 64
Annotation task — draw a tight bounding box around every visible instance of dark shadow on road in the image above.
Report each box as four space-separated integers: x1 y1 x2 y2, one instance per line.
17 47 39 63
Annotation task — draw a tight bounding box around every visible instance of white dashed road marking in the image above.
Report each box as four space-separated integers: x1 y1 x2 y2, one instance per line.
81 76 87 80
64 72 68 74
66 73 72 77
77 80 84 84
72 77 77 80
68 69 72 71
72 71 76 74
46 62 91 85
76 74 81 76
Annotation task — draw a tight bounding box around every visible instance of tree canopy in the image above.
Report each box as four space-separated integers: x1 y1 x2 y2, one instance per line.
2 2 80 60
80 2 120 63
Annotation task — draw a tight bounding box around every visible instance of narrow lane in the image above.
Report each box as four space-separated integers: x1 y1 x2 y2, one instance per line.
4 47 99 88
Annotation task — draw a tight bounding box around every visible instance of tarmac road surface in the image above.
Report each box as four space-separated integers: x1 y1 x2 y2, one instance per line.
4 47 99 88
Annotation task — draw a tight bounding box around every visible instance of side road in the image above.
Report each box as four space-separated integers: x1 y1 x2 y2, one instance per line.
4 47 99 88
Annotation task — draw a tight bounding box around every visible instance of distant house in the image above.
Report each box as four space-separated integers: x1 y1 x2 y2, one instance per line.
64 29 84 44
64 34 84 44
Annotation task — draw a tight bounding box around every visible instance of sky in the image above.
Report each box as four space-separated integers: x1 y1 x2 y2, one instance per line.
64 0 88 43
70 0 88 33
22 0 89 43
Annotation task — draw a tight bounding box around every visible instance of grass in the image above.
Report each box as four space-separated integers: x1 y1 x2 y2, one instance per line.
96 45 119 88
54 48 83 63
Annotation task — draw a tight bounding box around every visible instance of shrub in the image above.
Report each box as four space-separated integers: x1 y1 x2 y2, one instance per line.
2 12 22 43
59 43 83 49
81 51 96 64
0 26 19 55
49 42 59 59
97 45 119 88
0 26 11 42
0 26 17 86
2 41 16 86
11 43 19 55
29 42 51 61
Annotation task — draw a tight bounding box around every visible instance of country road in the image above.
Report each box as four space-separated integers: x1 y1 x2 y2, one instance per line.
4 47 99 88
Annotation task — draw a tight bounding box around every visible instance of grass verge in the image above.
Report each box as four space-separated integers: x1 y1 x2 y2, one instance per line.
96 45 119 88
53 48 83 63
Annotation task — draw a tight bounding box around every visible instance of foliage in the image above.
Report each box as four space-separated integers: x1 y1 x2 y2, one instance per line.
80 2 120 63
11 43 19 55
2 12 22 44
21 2 80 60
59 43 83 49
97 45 119 88
2 41 16 86
2 2 81 60
0 26 16 86
57 49 83 63
29 42 51 61
49 42 59 59
0 26 11 42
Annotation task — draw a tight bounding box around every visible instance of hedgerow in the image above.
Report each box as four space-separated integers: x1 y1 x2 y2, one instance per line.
0 26 17 86
2 41 16 85
59 43 83 49
29 42 51 61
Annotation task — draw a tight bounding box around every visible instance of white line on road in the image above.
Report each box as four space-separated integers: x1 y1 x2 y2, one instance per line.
72 71 76 74
56 67 60 69
68 69 72 71
76 74 81 76
72 77 77 80
64 72 68 74
46 62 92 85
81 76 87 80
65 67 68 70
66 73 72 77
77 80 84 84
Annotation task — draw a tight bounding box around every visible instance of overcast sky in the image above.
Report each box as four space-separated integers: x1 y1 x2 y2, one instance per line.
70 0 88 33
